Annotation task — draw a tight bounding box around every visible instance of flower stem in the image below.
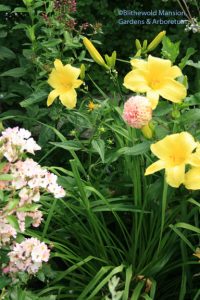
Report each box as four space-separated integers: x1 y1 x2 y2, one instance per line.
157 179 168 255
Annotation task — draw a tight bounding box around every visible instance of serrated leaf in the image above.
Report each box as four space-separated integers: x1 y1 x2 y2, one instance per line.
161 36 180 63
1 67 27 78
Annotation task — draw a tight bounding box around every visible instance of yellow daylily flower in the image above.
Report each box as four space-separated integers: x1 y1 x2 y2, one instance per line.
184 167 200 190
123 55 187 109
145 132 197 188
47 59 83 109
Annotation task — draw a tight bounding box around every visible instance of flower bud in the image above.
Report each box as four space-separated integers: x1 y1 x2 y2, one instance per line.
147 31 166 52
141 124 153 139
83 37 109 69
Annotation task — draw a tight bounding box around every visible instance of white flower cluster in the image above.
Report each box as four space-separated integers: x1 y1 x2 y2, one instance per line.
0 127 41 162
7 238 50 274
0 127 66 277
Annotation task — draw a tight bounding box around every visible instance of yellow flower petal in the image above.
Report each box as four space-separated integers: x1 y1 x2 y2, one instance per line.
123 70 150 92
130 59 148 69
184 167 200 190
167 66 182 78
64 64 81 80
145 160 166 175
123 55 187 106
47 59 82 109
165 165 185 187
148 55 172 77
158 79 187 103
73 79 83 88
151 132 196 164
47 89 60 106
147 90 159 109
54 59 63 70
59 89 77 109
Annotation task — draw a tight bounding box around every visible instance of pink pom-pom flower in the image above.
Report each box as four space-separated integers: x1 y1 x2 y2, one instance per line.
122 96 152 129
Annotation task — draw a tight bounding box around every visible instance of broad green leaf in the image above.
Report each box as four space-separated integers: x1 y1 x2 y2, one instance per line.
179 48 196 69
20 89 48 107
0 46 16 60
92 139 105 163
161 36 180 63
1 67 27 78
180 109 200 123
51 141 82 151
118 141 151 156
0 4 10 11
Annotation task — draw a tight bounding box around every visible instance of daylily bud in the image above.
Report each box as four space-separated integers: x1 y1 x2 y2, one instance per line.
83 37 109 69
105 51 117 69
142 40 148 50
141 124 153 139
147 31 166 52
135 39 142 50
80 64 85 80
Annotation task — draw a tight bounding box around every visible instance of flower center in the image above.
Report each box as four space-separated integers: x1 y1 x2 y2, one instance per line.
150 79 161 89
169 154 186 165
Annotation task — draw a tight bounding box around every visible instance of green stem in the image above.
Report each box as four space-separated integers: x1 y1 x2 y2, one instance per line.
157 179 168 255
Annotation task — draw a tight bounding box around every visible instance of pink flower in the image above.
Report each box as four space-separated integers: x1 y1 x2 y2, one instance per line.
122 96 152 129
8 238 50 274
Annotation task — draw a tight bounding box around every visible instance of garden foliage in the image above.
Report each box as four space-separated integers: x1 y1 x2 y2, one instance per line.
0 0 200 299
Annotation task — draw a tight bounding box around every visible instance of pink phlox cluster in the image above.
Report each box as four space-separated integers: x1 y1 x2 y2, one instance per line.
10 158 65 200
0 127 41 162
7 238 50 274
0 217 17 246
122 96 152 129
17 211 43 232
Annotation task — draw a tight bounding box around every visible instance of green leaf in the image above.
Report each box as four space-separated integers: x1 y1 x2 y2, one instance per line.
118 141 151 156
180 109 200 123
42 39 62 48
92 139 105 163
0 46 16 60
0 276 11 289
174 222 200 234
6 215 20 231
13 7 28 13
185 93 200 106
1 67 27 78
179 48 196 69
20 89 48 107
17 204 41 212
0 4 10 11
161 36 180 63
0 174 13 181
130 281 145 300
51 141 82 151
186 60 200 69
